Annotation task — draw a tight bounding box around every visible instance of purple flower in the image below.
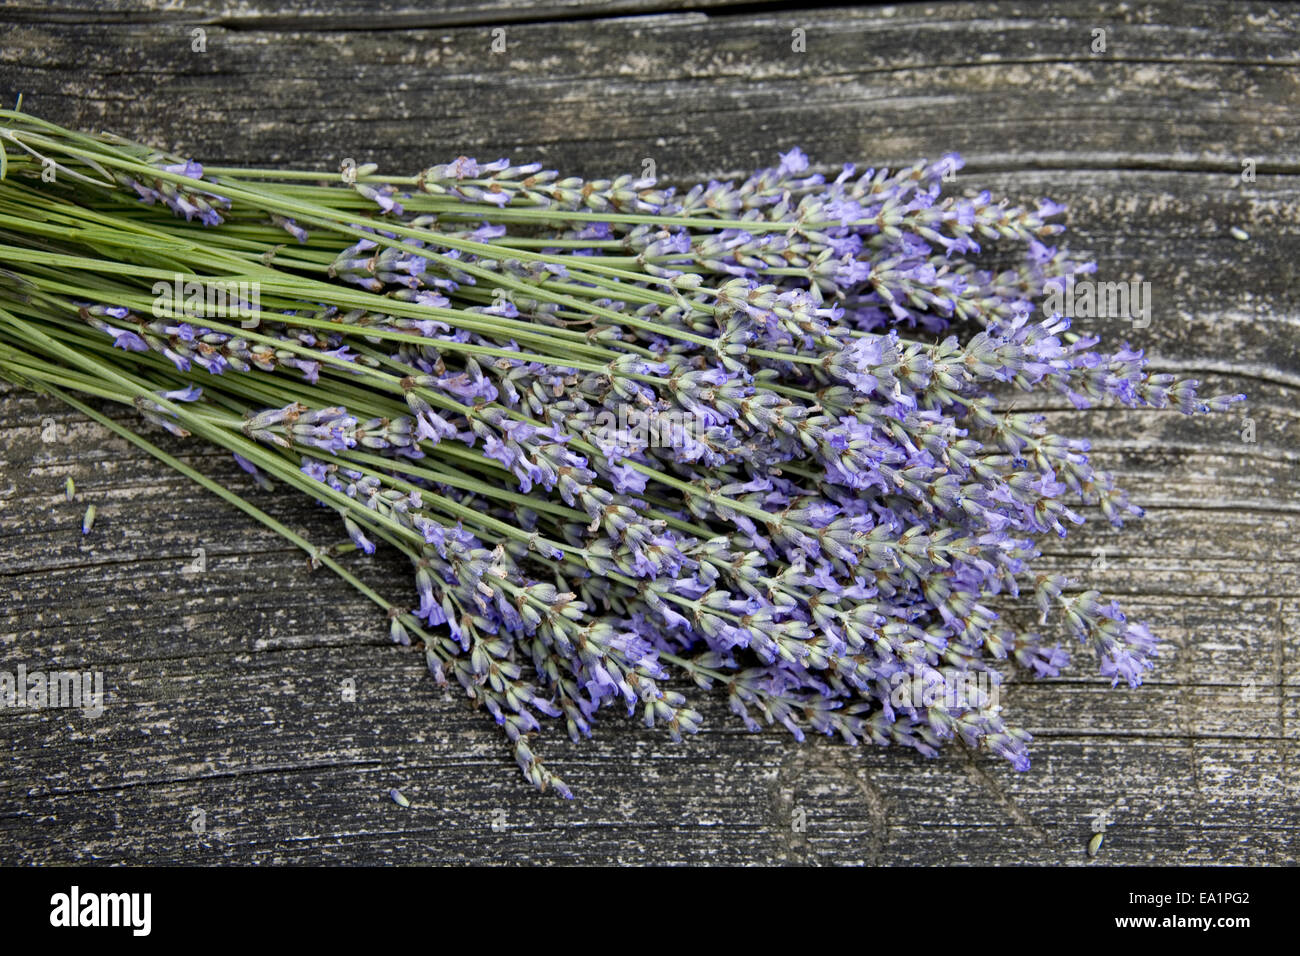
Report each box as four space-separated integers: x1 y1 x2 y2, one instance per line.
355 183 404 216
778 147 810 176
161 385 202 402
163 160 204 179
343 516 375 555
608 462 647 495
300 458 329 482
104 325 148 352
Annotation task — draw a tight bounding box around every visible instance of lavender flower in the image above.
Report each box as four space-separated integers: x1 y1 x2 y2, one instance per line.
0 114 1247 796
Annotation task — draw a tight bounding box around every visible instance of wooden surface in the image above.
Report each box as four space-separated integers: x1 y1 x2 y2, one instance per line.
1 0 1297 865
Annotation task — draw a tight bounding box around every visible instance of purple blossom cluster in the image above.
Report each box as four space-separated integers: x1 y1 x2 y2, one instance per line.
113 160 231 227
73 143 1245 794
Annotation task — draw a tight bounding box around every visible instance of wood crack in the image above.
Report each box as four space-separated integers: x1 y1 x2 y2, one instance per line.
959 743 1050 843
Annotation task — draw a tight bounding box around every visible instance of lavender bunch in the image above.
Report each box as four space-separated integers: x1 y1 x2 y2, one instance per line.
0 111 1242 794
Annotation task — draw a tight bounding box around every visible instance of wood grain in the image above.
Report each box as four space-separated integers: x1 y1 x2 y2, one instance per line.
0 0 1296 865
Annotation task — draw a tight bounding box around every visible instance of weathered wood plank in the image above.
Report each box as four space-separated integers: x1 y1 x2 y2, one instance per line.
3 3 1299 173
2 0 768 28
0 0 1296 865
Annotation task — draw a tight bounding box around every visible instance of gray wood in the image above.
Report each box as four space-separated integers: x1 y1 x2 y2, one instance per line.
0 0 1296 865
